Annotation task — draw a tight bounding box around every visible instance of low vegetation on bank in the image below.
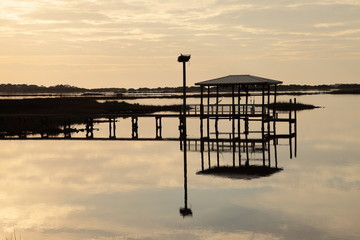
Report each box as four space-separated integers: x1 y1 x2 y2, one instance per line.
328 89 360 94
0 98 182 115
268 101 320 111
0 97 319 115
0 97 319 137
0 98 183 137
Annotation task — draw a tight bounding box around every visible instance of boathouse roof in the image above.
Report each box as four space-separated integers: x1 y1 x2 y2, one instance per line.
195 75 282 86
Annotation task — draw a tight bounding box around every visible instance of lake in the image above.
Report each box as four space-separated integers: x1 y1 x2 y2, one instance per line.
0 94 359 240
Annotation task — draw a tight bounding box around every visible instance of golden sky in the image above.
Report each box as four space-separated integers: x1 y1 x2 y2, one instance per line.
1 0 359 88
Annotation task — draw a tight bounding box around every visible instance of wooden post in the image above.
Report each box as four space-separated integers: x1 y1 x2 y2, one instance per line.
261 84 266 166
207 86 210 166
274 136 278 168
245 137 249 166
273 85 277 144
289 99 293 159
244 85 250 166
294 98 297 158
109 118 112 138
267 84 271 137
261 84 265 116
245 86 249 134
200 86 204 170
208 139 211 168
19 116 27 139
273 85 277 117
132 116 138 139
216 86 220 167
237 85 241 166
267 139 271 167
245 86 249 116
232 85 236 167
40 117 49 139
267 84 271 116
156 116 162 139
266 85 271 167
200 86 204 116
113 118 116 138
179 116 183 150
201 146 204 171
207 86 210 139
64 118 72 139
108 118 116 139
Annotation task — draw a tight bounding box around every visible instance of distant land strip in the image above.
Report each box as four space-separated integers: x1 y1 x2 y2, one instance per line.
1 83 360 95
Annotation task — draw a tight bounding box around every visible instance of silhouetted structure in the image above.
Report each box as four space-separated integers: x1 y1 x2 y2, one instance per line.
0 57 300 219
184 75 296 167
195 139 284 180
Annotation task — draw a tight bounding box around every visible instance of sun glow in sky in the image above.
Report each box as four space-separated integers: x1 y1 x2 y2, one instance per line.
1 0 359 88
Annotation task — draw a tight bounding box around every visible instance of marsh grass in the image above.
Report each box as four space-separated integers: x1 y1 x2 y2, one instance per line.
0 98 182 114
329 89 360 94
2 230 21 240
268 101 320 111
0 97 183 137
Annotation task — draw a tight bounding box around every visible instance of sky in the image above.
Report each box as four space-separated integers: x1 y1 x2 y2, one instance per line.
0 0 359 88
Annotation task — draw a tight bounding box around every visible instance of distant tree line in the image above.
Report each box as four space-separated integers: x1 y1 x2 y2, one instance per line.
1 83 359 94
275 83 360 91
0 84 87 93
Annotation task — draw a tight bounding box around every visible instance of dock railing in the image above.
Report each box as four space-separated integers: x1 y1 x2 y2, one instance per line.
187 104 266 116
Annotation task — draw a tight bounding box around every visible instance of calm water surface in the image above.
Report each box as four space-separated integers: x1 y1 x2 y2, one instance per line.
0 94 359 240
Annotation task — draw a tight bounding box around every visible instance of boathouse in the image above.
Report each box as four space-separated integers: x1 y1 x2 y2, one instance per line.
195 74 282 118
190 75 295 172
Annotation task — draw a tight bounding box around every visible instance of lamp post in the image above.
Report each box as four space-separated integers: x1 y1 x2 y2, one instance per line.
178 54 192 217
177 54 191 121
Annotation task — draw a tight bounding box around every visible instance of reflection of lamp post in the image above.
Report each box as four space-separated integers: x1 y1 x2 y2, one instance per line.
178 54 192 217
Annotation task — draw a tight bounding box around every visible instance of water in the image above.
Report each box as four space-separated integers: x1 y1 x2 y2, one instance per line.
0 94 359 240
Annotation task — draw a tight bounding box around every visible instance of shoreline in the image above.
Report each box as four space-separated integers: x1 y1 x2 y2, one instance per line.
0 96 319 115
0 88 359 100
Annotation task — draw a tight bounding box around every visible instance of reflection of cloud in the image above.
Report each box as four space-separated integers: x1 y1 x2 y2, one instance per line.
0 134 359 239
0 141 184 201
314 143 344 150
0 204 85 232
190 204 338 240
204 231 281 240
327 177 360 191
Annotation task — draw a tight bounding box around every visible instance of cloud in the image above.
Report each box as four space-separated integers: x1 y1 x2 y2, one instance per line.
0 204 85 231
314 22 345 28
22 9 112 22
322 28 360 36
0 0 360 87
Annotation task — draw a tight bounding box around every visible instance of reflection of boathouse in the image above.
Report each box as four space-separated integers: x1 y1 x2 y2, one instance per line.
185 75 296 178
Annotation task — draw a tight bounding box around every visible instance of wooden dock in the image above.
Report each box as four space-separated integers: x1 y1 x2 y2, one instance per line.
0 98 297 141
